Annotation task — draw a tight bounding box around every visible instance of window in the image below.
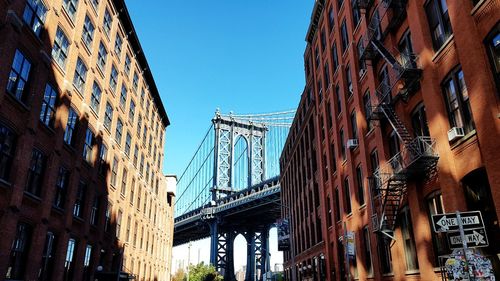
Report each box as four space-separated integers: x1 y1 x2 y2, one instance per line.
104 102 113 130
120 168 127 196
39 231 57 281
124 54 131 76
99 145 109 175
400 206 419 270
340 128 346 161
363 91 372 131
411 103 430 137
350 111 358 140
54 167 70 209
334 187 341 221
62 0 78 21
343 177 352 214
25 149 45 196
362 227 373 276
103 9 112 36
125 133 132 156
323 63 330 90
315 46 320 69
133 145 139 166
398 31 415 68
63 238 77 281
116 209 123 238
341 19 349 53
357 40 366 72
83 128 94 164
114 33 122 56
133 72 139 91
115 118 123 145
82 16 95 48
129 100 136 122
134 222 138 247
356 164 365 206
442 68 474 133
52 27 70 68
379 66 391 103
317 79 323 102
90 0 99 10
328 7 335 31
320 30 326 52
23 0 47 37
90 195 100 225
73 58 87 93
5 222 32 280
120 85 127 109
427 191 448 266
330 144 337 173
140 154 144 175
378 235 392 273
130 178 135 206
82 244 92 280
90 82 101 114
331 43 339 72
137 115 142 137
7 49 32 104
338 0 344 8
335 85 342 116
105 202 112 232
425 0 452 50
326 195 332 227
73 181 86 218
111 157 118 187
97 42 107 72
0 124 16 181
40 84 58 128
109 65 118 93
126 216 131 242
485 24 500 93
370 150 380 193
346 65 353 97
352 0 361 27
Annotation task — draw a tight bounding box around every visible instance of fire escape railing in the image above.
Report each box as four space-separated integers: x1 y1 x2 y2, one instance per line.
360 0 439 239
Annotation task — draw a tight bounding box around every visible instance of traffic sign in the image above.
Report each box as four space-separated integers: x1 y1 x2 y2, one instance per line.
447 228 489 249
431 211 484 233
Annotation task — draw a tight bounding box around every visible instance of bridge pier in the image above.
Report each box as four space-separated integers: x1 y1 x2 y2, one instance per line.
209 221 236 281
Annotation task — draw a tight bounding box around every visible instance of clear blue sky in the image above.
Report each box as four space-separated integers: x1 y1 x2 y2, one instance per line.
125 0 313 177
124 0 314 272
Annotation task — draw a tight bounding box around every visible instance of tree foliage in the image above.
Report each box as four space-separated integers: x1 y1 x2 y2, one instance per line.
172 268 186 281
185 263 223 281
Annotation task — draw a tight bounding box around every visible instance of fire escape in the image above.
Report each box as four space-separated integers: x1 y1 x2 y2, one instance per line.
358 0 439 240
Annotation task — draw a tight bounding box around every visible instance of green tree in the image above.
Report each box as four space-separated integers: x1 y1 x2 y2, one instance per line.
184 262 223 281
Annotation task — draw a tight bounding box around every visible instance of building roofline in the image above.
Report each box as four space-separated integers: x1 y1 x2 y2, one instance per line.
305 0 325 44
113 0 170 128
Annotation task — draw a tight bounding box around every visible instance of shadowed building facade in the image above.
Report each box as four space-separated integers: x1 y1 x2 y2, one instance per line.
0 0 174 280
281 0 500 280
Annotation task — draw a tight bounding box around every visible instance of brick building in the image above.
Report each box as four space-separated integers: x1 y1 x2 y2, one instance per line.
280 0 499 280
0 0 174 280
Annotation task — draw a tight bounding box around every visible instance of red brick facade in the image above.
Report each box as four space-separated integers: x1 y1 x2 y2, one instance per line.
0 0 174 280
280 0 500 280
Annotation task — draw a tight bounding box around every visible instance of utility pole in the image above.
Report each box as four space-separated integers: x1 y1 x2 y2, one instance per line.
187 242 192 281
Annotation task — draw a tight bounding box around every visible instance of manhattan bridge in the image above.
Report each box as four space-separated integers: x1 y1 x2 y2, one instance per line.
173 109 294 281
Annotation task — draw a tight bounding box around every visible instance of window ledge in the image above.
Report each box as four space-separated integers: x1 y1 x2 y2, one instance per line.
51 59 67 76
405 269 420 275
431 35 455 63
5 91 30 112
24 191 42 202
450 129 477 150
359 203 367 210
471 0 489 16
0 178 12 188
38 121 56 135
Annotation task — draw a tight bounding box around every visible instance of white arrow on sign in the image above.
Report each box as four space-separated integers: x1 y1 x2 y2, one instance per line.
436 215 480 231
450 230 486 246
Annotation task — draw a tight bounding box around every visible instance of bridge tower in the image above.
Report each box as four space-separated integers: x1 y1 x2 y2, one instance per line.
210 110 271 281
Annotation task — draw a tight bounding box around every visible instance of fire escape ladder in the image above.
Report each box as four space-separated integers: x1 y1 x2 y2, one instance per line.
379 104 413 145
378 176 406 239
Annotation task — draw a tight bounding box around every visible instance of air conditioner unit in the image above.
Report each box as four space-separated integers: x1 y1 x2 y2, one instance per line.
447 127 464 142
347 139 359 149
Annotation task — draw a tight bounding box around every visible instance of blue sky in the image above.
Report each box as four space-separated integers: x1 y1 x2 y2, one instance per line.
125 0 313 272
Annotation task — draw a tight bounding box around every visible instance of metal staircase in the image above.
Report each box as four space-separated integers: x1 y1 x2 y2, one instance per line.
360 1 438 239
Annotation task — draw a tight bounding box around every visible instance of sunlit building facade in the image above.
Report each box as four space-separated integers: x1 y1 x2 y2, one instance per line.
281 0 500 280
0 0 174 280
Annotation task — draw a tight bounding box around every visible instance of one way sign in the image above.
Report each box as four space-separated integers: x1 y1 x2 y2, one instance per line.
431 211 484 232
447 228 489 249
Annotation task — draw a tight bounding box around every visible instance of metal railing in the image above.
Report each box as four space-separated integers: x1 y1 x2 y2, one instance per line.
373 136 437 188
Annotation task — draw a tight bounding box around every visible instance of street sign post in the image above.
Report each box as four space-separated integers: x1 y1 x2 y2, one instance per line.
431 211 484 233
447 228 489 249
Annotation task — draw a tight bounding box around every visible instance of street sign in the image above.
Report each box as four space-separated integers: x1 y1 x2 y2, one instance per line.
447 228 489 249
431 211 484 233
